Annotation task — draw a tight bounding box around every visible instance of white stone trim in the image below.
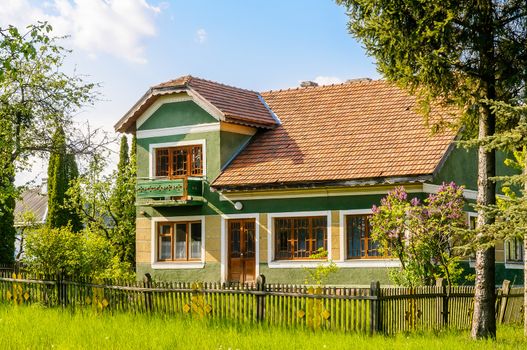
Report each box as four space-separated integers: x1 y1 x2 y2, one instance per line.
150 215 205 269
137 123 219 139
220 213 260 283
187 89 225 121
335 260 400 268
220 186 424 202
148 139 206 178
266 211 332 269
423 183 478 200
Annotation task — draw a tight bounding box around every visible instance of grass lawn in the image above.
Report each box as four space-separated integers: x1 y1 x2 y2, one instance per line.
0 304 525 350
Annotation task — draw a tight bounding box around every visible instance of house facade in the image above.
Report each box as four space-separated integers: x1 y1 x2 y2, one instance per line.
115 76 524 285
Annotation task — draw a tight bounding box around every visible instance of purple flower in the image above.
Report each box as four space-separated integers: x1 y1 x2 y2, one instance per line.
410 197 421 206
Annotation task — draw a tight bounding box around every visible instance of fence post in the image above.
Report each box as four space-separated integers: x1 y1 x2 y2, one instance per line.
498 279 511 324
256 274 266 322
57 273 66 308
370 281 381 335
437 278 449 327
143 273 153 313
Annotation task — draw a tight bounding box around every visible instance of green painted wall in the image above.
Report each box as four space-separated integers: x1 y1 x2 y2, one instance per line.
139 192 420 219
138 101 217 131
259 265 393 286
137 132 221 181
434 147 517 192
458 261 524 286
220 131 253 166
137 262 221 282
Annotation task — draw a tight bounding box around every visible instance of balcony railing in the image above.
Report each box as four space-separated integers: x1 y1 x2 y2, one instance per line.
136 177 204 207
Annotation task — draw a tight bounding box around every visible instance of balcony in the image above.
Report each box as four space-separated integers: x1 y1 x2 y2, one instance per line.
136 177 204 207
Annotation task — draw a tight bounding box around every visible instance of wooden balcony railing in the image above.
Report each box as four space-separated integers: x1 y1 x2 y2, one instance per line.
136 177 204 207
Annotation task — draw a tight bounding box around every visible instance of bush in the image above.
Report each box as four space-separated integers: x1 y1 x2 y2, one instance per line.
24 225 134 281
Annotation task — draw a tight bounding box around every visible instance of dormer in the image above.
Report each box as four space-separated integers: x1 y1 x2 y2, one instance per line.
114 76 279 206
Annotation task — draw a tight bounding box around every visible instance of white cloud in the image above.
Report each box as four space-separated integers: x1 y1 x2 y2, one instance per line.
0 0 162 64
195 28 207 44
312 76 343 86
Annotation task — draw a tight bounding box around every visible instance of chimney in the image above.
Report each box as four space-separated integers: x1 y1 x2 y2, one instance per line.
300 81 318 88
346 78 372 84
41 177 48 195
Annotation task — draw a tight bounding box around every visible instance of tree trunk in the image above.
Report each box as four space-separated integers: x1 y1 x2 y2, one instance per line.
471 100 497 339
524 158 527 337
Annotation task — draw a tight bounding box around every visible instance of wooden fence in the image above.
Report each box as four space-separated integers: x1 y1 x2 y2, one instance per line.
0 271 523 334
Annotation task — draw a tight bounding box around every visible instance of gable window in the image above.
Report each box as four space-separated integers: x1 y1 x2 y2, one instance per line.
346 214 383 259
505 238 524 264
157 221 202 261
155 145 203 178
274 216 327 259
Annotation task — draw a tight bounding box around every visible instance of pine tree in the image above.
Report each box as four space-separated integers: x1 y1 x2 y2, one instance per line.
337 0 527 339
47 126 82 230
0 116 16 264
111 135 136 266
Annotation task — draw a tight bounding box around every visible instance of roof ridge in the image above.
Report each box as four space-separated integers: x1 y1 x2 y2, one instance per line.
261 78 385 94
155 75 260 94
189 76 260 94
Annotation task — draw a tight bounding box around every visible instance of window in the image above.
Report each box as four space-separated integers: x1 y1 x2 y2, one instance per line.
155 145 203 178
506 238 524 264
346 214 383 259
274 216 327 259
157 221 202 261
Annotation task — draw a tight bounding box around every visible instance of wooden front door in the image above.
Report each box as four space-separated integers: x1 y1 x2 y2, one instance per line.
228 219 256 283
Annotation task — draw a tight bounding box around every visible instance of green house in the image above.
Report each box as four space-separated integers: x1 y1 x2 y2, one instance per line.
115 76 524 285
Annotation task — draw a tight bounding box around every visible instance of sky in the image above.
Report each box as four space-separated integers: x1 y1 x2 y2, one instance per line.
0 0 379 185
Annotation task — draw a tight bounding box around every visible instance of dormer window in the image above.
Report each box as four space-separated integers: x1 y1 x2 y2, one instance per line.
155 145 203 178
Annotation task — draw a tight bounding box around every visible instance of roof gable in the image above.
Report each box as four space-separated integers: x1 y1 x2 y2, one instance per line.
137 99 217 131
115 76 279 133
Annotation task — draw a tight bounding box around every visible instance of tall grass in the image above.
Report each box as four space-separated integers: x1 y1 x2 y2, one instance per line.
0 304 525 350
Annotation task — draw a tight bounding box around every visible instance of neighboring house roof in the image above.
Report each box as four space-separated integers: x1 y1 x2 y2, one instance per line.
213 80 458 189
114 75 279 133
14 187 47 226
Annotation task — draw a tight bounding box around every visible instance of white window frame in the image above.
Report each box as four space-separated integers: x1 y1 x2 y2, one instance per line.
504 237 524 269
337 209 400 268
151 215 205 269
220 213 260 283
148 139 207 179
267 211 332 268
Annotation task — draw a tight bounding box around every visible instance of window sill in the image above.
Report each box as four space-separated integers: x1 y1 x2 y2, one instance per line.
505 261 524 270
268 260 329 269
336 259 400 268
152 261 205 270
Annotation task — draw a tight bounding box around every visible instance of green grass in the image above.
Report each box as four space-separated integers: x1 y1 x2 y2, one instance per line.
0 304 525 350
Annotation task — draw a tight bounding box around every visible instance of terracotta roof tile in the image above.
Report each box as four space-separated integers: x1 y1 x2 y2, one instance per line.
213 80 457 188
154 76 278 128
115 75 278 132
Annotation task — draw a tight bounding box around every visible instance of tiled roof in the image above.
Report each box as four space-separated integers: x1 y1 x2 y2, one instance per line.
114 75 278 132
213 80 457 189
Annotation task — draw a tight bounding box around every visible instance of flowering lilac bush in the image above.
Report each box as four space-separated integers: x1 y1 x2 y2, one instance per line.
371 182 467 286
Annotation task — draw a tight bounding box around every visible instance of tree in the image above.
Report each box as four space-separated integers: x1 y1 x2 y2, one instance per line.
471 102 527 336
370 184 467 287
0 22 97 260
47 126 82 231
110 135 137 266
336 0 527 339
66 136 136 268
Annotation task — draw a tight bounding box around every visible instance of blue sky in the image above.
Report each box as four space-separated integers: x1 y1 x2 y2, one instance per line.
1 0 379 184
